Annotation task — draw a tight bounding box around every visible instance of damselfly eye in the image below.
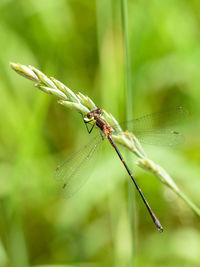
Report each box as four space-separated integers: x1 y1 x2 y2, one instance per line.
87 112 92 119
97 107 103 114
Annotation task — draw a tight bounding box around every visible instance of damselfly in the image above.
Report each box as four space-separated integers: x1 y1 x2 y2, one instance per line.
55 106 188 232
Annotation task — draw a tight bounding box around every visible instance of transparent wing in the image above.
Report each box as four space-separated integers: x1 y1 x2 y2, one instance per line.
133 129 185 146
114 106 188 146
117 106 188 132
55 134 103 198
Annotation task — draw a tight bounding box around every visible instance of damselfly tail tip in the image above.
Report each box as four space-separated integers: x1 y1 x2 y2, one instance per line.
152 213 164 232
158 226 164 233
155 219 164 233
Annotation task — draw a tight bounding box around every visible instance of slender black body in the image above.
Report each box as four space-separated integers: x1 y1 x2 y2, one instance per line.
87 108 163 232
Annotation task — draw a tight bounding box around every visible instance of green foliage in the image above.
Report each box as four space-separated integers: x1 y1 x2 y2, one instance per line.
1 0 200 266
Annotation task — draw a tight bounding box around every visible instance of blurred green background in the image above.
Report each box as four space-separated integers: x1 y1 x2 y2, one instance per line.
1 0 200 266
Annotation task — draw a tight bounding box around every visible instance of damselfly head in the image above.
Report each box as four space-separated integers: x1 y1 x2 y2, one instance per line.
87 108 103 119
